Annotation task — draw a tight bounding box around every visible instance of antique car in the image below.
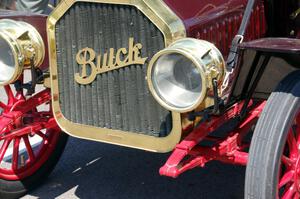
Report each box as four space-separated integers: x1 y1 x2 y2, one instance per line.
0 0 299 198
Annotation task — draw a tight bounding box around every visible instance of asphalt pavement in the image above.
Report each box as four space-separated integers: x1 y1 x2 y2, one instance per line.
0 78 245 199
22 137 245 199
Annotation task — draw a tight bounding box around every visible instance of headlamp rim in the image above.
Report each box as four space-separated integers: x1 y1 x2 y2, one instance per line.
147 48 207 113
0 31 24 86
18 21 45 67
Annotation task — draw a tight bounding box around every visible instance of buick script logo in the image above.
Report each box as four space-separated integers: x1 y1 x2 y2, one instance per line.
75 37 148 85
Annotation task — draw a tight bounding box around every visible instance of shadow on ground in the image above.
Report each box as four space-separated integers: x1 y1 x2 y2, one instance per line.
24 137 245 199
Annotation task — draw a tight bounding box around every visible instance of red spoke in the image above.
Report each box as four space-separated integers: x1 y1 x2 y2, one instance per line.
0 101 6 109
279 170 294 188
287 130 298 158
296 134 300 152
282 155 294 168
4 85 14 105
296 115 300 129
23 136 35 163
282 184 296 199
12 138 20 171
295 121 300 151
0 139 11 163
35 131 48 141
17 89 51 113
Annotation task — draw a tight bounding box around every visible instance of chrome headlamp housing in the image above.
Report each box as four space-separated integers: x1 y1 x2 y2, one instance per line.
0 19 45 86
147 38 225 113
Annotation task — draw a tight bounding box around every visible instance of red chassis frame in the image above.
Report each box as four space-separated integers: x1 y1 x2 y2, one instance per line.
160 100 266 178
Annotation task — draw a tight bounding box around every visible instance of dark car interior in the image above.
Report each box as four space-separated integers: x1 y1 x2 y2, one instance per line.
265 0 300 38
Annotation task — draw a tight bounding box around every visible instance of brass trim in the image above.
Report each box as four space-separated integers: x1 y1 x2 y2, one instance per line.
147 48 208 113
147 38 225 113
0 19 45 86
47 0 186 152
18 22 46 68
43 75 51 88
291 8 300 19
74 37 148 85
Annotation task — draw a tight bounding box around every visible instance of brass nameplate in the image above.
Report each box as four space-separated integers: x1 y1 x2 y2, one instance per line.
75 37 148 85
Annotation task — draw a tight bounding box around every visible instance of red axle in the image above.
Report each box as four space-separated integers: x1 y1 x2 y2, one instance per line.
159 100 266 178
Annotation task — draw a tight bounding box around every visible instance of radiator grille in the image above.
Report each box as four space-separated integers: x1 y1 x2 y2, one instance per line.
55 2 172 137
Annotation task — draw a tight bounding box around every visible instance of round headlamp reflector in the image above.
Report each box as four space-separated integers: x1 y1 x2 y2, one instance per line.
0 19 45 86
0 32 22 86
151 52 203 111
147 38 225 113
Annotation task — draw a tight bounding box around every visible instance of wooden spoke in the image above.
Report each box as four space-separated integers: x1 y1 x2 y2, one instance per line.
282 184 296 199
12 138 20 171
278 170 294 188
23 136 35 163
282 155 294 168
35 131 48 142
0 139 11 163
4 85 14 105
295 122 300 152
287 130 298 158
0 101 6 109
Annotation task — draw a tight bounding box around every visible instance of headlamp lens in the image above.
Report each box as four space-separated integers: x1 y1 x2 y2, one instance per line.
151 53 202 110
0 35 16 85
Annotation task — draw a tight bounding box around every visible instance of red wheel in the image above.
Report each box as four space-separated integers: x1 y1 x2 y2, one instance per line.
278 119 300 198
0 84 68 199
245 71 300 199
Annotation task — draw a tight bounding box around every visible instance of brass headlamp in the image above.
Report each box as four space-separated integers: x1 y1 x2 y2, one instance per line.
0 19 45 86
147 38 225 113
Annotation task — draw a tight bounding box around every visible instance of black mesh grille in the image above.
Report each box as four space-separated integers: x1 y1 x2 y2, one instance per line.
55 2 172 137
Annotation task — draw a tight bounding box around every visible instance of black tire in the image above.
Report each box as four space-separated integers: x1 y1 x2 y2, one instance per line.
245 70 300 199
0 132 68 199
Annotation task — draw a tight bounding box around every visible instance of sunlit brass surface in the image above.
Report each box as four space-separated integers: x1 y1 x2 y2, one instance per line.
43 75 51 88
291 8 300 19
47 0 186 152
0 19 45 86
147 38 225 113
75 37 148 85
